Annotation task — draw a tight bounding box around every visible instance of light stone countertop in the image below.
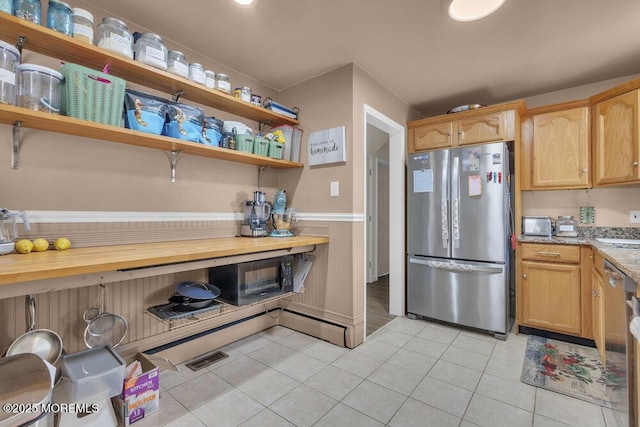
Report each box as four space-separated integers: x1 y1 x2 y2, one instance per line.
518 235 640 284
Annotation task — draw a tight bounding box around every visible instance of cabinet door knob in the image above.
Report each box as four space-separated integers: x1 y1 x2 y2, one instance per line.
593 290 600 297
522 274 527 279
581 168 588 173
633 161 639 167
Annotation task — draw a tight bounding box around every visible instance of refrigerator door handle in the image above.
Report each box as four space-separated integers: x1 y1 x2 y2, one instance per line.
441 156 449 248
451 156 460 249
409 258 503 274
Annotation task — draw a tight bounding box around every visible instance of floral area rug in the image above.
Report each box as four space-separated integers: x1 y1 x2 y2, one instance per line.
521 335 625 407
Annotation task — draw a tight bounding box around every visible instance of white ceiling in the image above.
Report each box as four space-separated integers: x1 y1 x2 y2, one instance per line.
84 0 640 117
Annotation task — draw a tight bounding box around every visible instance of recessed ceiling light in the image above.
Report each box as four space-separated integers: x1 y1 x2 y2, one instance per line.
449 0 506 21
233 0 256 6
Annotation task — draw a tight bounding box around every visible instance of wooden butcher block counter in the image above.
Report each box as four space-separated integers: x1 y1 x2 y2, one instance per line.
0 236 329 286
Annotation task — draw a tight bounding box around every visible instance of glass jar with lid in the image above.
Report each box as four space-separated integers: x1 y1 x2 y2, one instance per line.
96 17 133 59
188 63 205 85
14 0 41 24
556 215 577 237
134 33 167 71
167 50 188 78
46 0 72 35
204 70 215 89
214 73 231 95
72 8 94 44
0 40 20 105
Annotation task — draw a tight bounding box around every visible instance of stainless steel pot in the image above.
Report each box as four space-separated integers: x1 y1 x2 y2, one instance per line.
6 296 63 367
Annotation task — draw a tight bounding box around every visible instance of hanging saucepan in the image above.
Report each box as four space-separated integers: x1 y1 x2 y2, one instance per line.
175 281 221 301
6 295 64 375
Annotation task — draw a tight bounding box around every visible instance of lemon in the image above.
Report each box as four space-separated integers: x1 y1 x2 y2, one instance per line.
32 238 49 252
53 237 71 251
15 239 34 254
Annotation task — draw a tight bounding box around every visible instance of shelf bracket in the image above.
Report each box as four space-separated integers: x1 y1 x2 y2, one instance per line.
172 90 185 103
166 150 182 183
257 165 268 188
258 121 271 135
11 121 22 169
15 35 26 54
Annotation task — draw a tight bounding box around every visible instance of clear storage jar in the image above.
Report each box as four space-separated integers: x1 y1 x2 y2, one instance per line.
0 40 20 105
14 0 41 24
204 70 215 88
96 17 133 59
188 63 205 85
17 63 63 114
214 73 230 94
240 86 251 102
167 50 188 78
556 215 578 237
46 0 72 36
72 8 93 44
134 33 167 71
1 0 13 14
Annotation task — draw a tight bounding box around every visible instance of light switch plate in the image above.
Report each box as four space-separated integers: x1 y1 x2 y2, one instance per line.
630 211 640 223
330 181 339 197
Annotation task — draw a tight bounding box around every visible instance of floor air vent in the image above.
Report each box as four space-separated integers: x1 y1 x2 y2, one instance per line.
186 350 229 371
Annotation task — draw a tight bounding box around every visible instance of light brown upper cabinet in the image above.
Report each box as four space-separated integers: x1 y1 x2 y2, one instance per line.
593 89 640 186
407 100 525 153
520 102 590 190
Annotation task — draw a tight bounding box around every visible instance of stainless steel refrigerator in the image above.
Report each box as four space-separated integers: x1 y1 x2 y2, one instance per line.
406 141 514 339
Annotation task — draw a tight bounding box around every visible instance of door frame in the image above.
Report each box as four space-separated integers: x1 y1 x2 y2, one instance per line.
363 105 406 328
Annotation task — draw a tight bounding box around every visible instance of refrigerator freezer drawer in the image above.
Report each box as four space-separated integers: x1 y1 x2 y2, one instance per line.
407 256 508 335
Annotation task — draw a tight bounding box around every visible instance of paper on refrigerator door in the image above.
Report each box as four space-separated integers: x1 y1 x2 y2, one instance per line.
468 175 482 197
413 169 433 193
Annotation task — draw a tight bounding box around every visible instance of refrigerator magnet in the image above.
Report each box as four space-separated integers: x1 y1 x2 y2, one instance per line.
468 175 482 196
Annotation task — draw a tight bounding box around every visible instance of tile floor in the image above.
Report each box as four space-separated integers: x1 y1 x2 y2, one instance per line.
130 317 616 427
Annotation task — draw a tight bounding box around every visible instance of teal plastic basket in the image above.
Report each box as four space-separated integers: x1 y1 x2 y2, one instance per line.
268 140 284 159
253 137 269 156
235 134 254 153
61 63 126 126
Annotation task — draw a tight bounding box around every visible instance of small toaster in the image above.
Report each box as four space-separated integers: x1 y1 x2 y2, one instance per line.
522 216 553 237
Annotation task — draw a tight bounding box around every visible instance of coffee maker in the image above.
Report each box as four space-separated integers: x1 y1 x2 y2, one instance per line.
240 191 271 237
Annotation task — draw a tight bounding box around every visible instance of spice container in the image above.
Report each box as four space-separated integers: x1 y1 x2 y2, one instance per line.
72 8 93 44
14 0 41 24
204 70 215 89
167 51 188 78
134 33 167 71
234 87 241 98
240 86 251 102
555 215 578 237
188 63 205 85
96 17 133 59
46 0 72 35
214 73 231 94
17 63 63 114
0 40 20 105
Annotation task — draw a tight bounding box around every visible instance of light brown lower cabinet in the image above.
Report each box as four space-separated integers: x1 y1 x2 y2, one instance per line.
518 243 592 338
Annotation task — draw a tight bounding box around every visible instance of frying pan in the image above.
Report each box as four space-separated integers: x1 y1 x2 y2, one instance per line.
175 281 221 300
168 293 215 310
6 295 64 367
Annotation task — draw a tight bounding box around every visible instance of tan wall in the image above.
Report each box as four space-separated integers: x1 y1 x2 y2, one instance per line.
522 188 640 228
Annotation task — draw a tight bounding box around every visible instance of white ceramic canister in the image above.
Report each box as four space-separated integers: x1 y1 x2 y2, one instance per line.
0 40 20 105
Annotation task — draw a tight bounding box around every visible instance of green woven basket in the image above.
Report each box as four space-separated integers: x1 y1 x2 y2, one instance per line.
268 140 284 159
235 134 254 153
61 63 126 126
253 137 269 156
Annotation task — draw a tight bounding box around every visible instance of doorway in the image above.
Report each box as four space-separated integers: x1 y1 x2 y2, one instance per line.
363 105 406 339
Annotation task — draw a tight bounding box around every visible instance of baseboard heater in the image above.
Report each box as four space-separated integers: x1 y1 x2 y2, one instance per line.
143 307 349 354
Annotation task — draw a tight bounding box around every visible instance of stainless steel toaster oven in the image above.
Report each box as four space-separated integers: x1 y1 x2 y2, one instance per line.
522 216 553 237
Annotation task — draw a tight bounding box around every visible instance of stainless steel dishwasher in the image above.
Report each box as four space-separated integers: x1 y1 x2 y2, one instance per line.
603 259 637 427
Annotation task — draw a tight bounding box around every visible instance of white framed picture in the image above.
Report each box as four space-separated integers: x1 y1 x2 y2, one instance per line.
308 126 346 166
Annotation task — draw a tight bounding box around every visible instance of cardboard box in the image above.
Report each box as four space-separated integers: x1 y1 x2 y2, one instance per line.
114 352 176 426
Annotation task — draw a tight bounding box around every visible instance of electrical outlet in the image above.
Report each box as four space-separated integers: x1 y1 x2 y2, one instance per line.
631 211 640 223
330 181 339 197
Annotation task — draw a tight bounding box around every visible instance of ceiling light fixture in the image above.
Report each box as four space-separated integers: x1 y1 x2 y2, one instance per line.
233 0 256 5
448 0 506 21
